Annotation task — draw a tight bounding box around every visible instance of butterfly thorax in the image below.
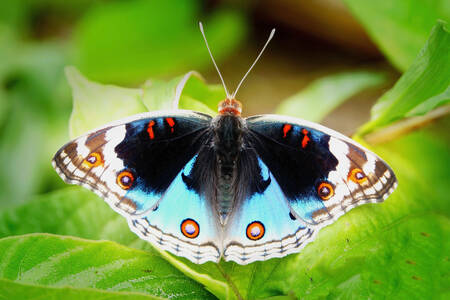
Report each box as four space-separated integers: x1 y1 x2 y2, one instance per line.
212 113 244 224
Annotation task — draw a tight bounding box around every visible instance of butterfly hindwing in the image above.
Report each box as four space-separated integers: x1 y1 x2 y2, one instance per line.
245 114 397 226
130 154 222 263
223 156 313 264
53 110 222 262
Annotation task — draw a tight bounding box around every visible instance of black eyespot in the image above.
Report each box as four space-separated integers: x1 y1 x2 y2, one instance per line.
317 182 334 200
117 170 134 190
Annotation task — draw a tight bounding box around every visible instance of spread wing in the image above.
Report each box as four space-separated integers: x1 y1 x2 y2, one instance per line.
52 110 222 263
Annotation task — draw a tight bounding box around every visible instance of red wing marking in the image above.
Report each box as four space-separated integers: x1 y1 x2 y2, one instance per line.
147 120 155 139
301 129 310 148
166 117 175 133
282 124 292 138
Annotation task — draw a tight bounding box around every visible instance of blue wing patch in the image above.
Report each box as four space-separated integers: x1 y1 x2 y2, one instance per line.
223 158 314 264
289 192 329 225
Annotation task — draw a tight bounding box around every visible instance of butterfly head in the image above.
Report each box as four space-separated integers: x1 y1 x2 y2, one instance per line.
218 98 242 115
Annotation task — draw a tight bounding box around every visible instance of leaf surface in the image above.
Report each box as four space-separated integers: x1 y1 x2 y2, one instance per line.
358 21 450 135
0 234 215 299
343 0 450 71
276 71 385 122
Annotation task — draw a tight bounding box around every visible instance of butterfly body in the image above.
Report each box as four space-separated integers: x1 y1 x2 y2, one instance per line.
53 97 397 264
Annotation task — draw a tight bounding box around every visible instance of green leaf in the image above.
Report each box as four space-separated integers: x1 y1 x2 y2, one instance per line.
142 71 224 115
0 187 139 245
275 71 386 122
0 234 214 299
358 21 450 135
343 0 450 71
66 66 147 138
405 86 450 117
0 278 161 300
74 0 246 83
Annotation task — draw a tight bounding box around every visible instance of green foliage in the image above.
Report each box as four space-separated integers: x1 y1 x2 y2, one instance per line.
74 0 247 83
276 71 386 122
0 279 162 300
0 24 70 208
0 234 214 299
66 67 147 138
1 19 449 299
343 0 450 71
359 21 450 135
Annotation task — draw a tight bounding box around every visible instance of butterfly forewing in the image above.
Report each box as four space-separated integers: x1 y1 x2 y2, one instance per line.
245 114 397 226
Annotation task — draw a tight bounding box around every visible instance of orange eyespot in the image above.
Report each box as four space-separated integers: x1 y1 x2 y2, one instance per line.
348 168 368 184
246 221 265 241
181 219 199 238
318 182 334 200
117 171 134 190
83 152 103 168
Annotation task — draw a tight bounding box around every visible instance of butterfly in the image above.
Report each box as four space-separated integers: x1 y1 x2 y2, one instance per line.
52 23 397 265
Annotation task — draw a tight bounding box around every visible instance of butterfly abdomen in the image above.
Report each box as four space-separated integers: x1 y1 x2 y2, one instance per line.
212 114 245 223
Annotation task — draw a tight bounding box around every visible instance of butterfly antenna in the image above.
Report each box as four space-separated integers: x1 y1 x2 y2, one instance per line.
231 28 275 99
199 22 231 99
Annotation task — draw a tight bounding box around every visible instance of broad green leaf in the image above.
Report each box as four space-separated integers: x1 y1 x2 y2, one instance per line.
343 0 450 71
358 21 450 135
74 0 246 83
141 71 224 115
0 278 161 300
0 234 214 299
275 71 386 122
0 187 141 245
66 66 147 138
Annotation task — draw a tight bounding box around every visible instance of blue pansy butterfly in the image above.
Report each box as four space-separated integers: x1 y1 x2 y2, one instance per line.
52 24 397 264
